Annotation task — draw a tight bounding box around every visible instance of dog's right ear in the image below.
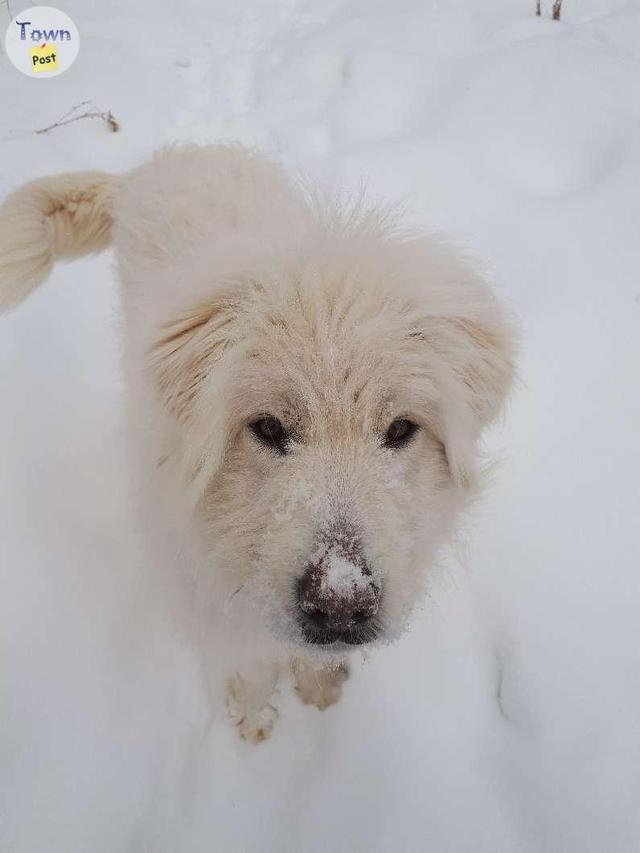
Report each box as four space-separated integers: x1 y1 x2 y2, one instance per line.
148 298 239 424
422 309 516 487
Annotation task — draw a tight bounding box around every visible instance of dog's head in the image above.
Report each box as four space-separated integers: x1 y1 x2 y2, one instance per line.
149 217 515 656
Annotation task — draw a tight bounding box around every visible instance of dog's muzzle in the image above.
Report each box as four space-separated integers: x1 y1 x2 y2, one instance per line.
296 550 381 646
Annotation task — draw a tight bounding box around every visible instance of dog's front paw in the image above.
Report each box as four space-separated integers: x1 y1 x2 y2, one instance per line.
226 672 279 744
231 702 279 744
293 660 349 710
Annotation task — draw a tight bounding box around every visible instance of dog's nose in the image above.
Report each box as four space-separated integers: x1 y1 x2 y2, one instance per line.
297 553 380 644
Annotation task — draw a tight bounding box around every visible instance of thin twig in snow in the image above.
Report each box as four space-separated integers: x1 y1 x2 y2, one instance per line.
536 1 563 20
35 103 120 135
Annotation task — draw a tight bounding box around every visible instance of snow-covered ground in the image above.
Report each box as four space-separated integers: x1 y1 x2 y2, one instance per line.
2 0 640 850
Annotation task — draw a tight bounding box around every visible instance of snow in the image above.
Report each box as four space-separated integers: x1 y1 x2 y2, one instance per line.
1 0 640 851
322 552 370 597
302 547 379 605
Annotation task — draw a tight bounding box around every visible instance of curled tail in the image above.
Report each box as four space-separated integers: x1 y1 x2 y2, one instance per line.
0 171 116 311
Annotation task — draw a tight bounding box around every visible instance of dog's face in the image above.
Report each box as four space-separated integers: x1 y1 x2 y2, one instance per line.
151 236 514 655
197 307 460 652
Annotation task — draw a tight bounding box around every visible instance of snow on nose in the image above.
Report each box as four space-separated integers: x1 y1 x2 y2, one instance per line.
298 546 381 636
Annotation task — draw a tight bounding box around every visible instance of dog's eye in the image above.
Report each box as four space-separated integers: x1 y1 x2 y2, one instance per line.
383 418 419 449
249 416 290 454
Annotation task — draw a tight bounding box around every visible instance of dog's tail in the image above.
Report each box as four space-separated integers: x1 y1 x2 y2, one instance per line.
0 171 117 311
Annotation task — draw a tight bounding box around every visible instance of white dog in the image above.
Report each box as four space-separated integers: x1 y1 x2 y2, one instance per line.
0 145 515 741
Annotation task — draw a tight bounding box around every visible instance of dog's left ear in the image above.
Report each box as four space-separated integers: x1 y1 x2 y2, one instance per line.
149 298 239 423
148 295 243 489
420 293 516 487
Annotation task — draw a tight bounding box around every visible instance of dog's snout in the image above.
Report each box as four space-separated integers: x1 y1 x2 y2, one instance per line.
297 552 381 646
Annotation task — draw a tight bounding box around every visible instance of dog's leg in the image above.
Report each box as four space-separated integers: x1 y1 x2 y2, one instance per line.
292 659 349 710
226 662 280 744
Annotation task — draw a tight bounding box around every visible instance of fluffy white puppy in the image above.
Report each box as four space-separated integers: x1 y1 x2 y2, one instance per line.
0 146 515 741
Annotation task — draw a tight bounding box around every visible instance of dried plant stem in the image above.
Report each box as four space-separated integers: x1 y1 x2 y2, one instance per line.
36 101 120 135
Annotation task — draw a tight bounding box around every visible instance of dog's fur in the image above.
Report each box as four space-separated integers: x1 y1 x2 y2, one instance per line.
0 145 515 741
